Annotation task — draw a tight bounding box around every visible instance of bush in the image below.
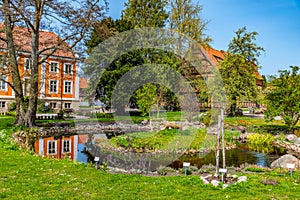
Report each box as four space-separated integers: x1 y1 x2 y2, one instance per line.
247 133 275 153
9 102 16 112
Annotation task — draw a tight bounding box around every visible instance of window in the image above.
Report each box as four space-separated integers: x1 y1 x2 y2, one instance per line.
0 101 5 108
62 140 71 153
64 103 71 109
50 102 57 109
24 58 32 70
47 140 57 155
50 62 58 73
0 76 7 91
64 81 72 94
64 64 72 74
49 80 58 93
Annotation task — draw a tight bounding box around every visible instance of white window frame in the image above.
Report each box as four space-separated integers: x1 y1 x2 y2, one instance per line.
0 76 7 91
47 140 57 155
64 63 73 74
49 80 58 94
64 103 71 109
24 58 32 70
64 81 72 94
50 102 57 109
0 101 5 108
62 139 71 154
49 61 59 73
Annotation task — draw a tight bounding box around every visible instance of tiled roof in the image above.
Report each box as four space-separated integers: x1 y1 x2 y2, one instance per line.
204 46 263 80
0 23 74 58
204 46 226 66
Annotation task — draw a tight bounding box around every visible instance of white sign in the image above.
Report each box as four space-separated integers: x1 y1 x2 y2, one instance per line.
287 163 295 169
94 157 100 162
183 162 190 167
219 168 227 173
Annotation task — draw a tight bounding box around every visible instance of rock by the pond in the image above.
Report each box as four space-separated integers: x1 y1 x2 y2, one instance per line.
270 154 300 169
286 134 297 142
211 180 220 187
237 176 247 183
294 138 300 146
200 176 210 184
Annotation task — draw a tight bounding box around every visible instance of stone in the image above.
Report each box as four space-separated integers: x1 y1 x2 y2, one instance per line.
211 180 220 187
274 116 282 120
286 134 297 142
270 154 300 169
200 176 209 184
237 176 247 183
294 138 300 146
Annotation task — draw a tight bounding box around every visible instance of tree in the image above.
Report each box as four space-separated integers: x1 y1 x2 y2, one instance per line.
168 0 211 104
85 0 174 114
265 66 300 130
168 0 212 46
219 27 265 116
135 84 157 116
0 0 107 126
122 0 168 28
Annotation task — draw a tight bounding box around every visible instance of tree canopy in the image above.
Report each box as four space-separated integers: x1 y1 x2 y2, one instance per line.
219 27 264 116
265 66 300 130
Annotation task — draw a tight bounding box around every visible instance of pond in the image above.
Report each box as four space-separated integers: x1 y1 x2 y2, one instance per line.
169 146 285 170
34 133 285 171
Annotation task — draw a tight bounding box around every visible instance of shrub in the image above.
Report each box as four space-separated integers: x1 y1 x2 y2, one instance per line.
9 102 16 112
247 133 275 153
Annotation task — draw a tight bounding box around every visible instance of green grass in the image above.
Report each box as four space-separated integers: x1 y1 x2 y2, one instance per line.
110 129 195 151
1 144 300 199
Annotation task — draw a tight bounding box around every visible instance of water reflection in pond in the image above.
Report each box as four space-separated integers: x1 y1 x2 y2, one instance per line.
169 146 285 169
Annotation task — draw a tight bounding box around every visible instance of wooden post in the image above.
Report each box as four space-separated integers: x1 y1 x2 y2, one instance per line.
215 114 221 177
221 108 226 168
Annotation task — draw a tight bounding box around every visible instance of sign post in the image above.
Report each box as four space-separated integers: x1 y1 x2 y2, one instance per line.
287 163 295 178
219 168 227 183
183 162 190 176
94 157 100 169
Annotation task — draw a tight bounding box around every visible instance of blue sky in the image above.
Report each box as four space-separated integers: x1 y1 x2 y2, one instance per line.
106 0 300 76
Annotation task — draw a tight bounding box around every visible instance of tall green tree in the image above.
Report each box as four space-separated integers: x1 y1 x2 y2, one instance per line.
168 0 212 46
265 66 300 130
219 27 265 116
122 0 168 28
168 0 211 104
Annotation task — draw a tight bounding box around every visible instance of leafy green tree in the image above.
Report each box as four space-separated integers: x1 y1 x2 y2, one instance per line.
265 66 300 130
168 0 211 104
135 84 157 116
122 0 168 28
168 0 212 46
219 27 265 116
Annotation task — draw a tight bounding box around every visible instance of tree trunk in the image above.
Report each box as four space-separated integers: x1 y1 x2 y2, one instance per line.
3 0 26 124
230 96 237 116
14 96 26 125
24 3 43 127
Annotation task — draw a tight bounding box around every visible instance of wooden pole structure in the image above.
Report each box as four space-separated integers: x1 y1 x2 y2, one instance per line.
215 114 221 177
221 108 226 168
